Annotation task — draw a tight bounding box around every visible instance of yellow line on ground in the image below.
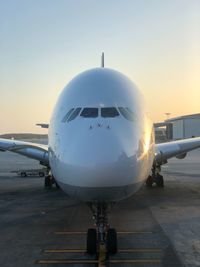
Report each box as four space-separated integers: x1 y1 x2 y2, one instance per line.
43 248 161 253
117 231 153 234
37 259 98 264
54 231 86 235
119 248 162 253
98 243 107 267
54 231 153 235
44 249 85 253
37 258 161 265
109 259 161 264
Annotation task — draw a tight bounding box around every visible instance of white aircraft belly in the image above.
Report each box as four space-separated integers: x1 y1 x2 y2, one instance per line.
56 179 144 202
49 145 153 201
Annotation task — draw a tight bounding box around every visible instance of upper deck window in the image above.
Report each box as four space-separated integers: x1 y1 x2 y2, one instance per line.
67 107 81 122
118 107 134 121
80 108 98 118
62 108 75 122
101 107 119 118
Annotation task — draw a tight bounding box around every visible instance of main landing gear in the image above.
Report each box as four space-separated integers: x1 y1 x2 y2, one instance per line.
44 170 60 189
146 164 164 187
87 203 117 256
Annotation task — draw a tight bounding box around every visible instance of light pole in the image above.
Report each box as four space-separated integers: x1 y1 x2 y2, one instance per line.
165 113 171 120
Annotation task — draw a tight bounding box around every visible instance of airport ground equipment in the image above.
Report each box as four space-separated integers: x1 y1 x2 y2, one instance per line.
11 168 47 177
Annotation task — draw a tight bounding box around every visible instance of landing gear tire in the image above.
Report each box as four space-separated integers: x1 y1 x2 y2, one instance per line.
55 181 60 189
146 175 153 187
44 176 52 188
87 228 97 255
107 228 117 254
155 174 164 187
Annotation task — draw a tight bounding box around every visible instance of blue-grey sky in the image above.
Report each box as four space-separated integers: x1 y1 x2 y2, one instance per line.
1 0 200 133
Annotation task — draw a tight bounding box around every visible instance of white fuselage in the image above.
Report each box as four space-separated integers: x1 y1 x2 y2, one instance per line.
48 68 154 202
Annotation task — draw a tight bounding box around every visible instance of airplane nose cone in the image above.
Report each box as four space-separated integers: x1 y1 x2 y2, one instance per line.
59 125 138 187
76 131 121 165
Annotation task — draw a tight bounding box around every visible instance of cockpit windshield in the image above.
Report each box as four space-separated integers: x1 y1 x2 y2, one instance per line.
101 107 119 118
67 107 81 122
118 107 135 121
62 107 135 122
80 108 98 118
61 108 74 122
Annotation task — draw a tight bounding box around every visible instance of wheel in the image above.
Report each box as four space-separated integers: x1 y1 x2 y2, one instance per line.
146 175 153 187
39 172 44 177
155 174 164 187
44 176 52 188
55 181 60 189
87 228 97 255
21 172 27 177
107 228 117 254
51 176 55 185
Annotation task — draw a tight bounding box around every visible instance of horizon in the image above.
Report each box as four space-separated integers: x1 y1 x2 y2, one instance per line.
2 110 200 135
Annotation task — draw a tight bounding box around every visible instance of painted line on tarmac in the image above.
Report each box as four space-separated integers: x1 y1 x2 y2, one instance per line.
54 231 86 234
98 243 107 267
54 230 153 235
37 259 98 264
117 231 153 234
109 259 161 264
43 248 162 253
37 258 161 265
43 248 85 253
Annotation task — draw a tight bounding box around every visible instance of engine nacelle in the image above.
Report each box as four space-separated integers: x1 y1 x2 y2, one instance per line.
175 152 187 159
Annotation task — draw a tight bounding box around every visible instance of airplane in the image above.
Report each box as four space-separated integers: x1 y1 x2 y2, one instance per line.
0 53 200 255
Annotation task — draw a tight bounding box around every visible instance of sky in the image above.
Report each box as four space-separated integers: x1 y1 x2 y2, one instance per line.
0 0 200 134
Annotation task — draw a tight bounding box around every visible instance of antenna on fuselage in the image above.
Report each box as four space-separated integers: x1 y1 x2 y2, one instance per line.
101 52 104 68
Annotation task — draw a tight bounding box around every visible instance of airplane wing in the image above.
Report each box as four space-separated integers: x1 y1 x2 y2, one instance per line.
155 137 200 165
0 138 49 166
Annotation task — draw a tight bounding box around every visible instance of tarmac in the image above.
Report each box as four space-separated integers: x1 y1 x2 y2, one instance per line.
0 147 200 267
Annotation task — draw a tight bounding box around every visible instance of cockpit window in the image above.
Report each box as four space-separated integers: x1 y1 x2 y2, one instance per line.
62 108 75 122
118 107 134 121
67 107 81 122
80 108 98 118
62 106 135 123
101 107 119 118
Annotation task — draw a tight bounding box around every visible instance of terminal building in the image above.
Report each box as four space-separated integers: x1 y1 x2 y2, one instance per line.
154 113 200 142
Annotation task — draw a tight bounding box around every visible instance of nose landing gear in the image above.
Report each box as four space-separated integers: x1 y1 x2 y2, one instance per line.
87 203 117 257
